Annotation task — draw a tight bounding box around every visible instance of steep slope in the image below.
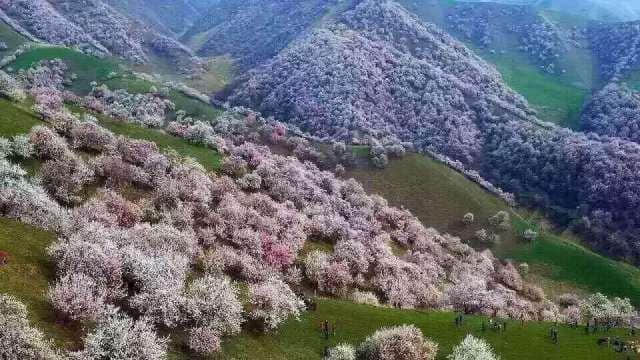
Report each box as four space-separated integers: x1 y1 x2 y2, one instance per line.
461 0 640 22
229 0 534 164
589 20 640 82
228 0 640 265
181 0 347 69
397 0 593 127
104 0 214 37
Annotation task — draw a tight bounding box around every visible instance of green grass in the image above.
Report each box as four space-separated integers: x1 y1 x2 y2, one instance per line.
501 218 640 305
484 51 588 129
220 298 630 360
99 117 222 171
0 218 79 349
7 45 223 121
0 97 43 137
185 56 234 93
8 46 120 94
347 153 509 243
0 22 27 57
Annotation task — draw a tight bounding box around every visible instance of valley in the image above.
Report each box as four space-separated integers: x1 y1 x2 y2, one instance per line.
1 1 640 360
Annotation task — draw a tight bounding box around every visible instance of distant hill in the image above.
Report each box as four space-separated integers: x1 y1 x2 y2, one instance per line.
461 0 640 22
0 0 199 72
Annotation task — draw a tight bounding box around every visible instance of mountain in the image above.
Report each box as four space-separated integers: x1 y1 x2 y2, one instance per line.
226 0 640 265
104 0 216 37
181 0 347 69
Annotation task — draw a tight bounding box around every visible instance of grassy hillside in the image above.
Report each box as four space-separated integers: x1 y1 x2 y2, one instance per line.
0 96 633 360
218 298 631 360
8 46 120 94
5 46 223 121
348 154 640 305
0 21 28 57
0 218 80 349
482 49 588 129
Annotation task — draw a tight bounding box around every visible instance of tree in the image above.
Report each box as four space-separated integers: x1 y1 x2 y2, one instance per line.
357 324 438 360
0 294 62 360
248 277 305 331
47 272 107 322
462 213 474 225
447 335 499 360
73 307 168 360
184 275 244 335
187 326 221 355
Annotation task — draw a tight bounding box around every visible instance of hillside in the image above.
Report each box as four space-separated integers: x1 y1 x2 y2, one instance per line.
0 0 199 72
0 49 637 360
226 0 640 266
397 0 593 128
181 0 346 70
4 2 640 360
461 0 640 22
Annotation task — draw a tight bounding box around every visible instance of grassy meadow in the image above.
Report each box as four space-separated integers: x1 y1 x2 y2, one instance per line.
217 298 633 360
0 218 81 350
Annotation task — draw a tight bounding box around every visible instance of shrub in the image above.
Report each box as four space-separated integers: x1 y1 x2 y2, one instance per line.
327 343 356 360
351 290 380 307
357 324 438 360
488 211 510 231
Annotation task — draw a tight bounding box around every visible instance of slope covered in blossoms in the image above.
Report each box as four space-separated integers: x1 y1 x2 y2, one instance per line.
3 57 634 359
228 0 640 266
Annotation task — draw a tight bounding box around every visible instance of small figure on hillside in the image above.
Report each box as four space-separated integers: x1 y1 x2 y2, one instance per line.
550 327 558 344
482 321 486 332
0 251 8 266
323 320 330 340
503 321 507 332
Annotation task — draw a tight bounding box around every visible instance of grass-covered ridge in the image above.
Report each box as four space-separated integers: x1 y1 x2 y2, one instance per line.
8 46 120 94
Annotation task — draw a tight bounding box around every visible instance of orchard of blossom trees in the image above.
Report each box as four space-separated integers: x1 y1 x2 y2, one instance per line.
0 51 638 358
226 0 640 265
589 21 640 81
443 2 565 73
